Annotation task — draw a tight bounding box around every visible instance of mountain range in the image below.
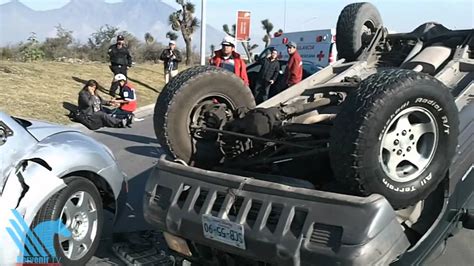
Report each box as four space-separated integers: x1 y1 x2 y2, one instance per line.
0 0 224 51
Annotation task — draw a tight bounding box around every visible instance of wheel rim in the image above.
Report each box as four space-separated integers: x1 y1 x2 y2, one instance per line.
59 191 98 261
379 107 438 183
187 94 236 137
361 20 376 45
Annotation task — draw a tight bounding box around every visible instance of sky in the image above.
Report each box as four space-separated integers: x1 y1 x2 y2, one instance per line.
0 0 472 47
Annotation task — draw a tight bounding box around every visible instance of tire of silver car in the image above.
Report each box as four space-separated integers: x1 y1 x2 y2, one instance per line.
30 176 103 265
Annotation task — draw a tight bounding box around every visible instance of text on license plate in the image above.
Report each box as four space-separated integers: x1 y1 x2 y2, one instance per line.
202 214 246 250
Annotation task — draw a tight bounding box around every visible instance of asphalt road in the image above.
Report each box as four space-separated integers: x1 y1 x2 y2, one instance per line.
85 113 473 265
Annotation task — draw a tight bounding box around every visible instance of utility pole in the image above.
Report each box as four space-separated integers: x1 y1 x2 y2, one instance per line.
200 0 207 65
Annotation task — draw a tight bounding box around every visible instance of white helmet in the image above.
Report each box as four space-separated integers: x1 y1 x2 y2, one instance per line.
114 73 127 82
221 35 236 47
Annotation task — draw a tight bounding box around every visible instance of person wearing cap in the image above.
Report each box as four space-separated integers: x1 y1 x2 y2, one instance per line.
108 35 133 77
254 48 280 103
284 41 303 88
110 73 137 127
160 40 182 84
210 36 249 86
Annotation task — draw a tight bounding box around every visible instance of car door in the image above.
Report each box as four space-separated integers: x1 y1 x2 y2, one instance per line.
0 113 37 190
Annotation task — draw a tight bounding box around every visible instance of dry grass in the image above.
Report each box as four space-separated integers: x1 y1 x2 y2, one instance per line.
0 60 168 124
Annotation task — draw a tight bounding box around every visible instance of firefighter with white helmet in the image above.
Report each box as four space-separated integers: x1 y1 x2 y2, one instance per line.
210 36 249 86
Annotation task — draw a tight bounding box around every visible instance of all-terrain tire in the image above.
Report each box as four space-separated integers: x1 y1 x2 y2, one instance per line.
30 177 104 265
154 66 255 166
329 69 458 209
336 2 383 61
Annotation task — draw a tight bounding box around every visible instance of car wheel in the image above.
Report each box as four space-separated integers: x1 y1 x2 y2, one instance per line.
329 69 458 209
154 65 256 167
30 177 103 265
336 2 383 61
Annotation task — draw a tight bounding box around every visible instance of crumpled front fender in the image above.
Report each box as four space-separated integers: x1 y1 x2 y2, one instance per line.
0 161 66 265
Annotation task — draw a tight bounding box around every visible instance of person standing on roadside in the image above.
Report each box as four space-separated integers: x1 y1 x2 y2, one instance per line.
160 40 182 84
254 48 280 103
284 41 303 88
108 34 132 96
210 36 249 86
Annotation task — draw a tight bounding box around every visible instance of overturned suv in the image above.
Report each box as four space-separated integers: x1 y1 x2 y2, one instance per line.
144 2 474 265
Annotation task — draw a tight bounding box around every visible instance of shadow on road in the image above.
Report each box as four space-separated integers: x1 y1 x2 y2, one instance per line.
95 130 158 144
125 145 162 158
112 167 155 233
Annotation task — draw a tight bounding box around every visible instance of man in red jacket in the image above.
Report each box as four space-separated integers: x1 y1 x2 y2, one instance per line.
210 36 249 86
284 41 303 88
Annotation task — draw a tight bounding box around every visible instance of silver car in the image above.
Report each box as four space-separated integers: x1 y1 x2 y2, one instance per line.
0 112 126 265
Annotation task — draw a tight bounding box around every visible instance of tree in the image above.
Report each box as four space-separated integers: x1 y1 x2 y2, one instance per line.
169 0 199 65
20 32 45 62
42 24 74 59
87 24 119 61
144 32 155 45
166 31 179 41
222 23 258 62
261 19 274 48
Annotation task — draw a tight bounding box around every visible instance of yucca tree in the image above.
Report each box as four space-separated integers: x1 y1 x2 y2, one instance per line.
169 0 199 65
222 23 258 62
144 32 154 45
261 19 274 48
166 31 179 41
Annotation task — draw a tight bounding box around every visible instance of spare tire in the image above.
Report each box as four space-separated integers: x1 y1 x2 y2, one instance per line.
329 69 458 209
154 66 255 167
336 2 383 61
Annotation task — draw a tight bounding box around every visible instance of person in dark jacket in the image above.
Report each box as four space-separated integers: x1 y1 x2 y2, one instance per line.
108 35 132 76
77 80 125 129
160 40 182 84
210 36 249 86
284 41 303 88
108 35 132 96
254 48 280 103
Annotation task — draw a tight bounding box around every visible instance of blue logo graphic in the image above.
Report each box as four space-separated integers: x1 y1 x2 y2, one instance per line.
6 209 71 264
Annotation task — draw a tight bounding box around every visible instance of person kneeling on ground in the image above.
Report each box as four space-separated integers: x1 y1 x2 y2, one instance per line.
110 74 137 127
77 80 127 129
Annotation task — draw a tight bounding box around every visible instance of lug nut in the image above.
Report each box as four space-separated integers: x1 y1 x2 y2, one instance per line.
409 134 414 140
397 150 402 155
402 130 407 136
407 147 411 152
394 140 399 145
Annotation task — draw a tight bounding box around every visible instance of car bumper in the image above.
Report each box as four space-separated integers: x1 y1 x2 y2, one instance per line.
144 158 410 265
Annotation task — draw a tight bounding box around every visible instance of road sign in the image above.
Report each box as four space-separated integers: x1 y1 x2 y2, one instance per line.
236 11 251 41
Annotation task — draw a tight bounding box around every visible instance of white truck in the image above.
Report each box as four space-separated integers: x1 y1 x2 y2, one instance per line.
257 29 337 68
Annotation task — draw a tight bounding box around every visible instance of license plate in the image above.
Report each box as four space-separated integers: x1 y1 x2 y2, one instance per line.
202 215 246 250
